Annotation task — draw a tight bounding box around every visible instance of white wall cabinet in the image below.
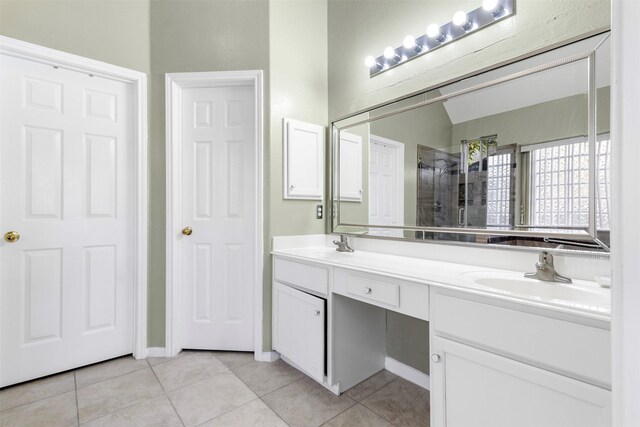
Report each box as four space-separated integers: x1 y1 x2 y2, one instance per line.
272 282 325 383
338 131 363 201
430 336 612 427
283 118 324 200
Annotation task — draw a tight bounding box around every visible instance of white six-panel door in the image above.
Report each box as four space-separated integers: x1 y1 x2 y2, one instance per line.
179 85 255 351
0 54 134 387
368 136 404 237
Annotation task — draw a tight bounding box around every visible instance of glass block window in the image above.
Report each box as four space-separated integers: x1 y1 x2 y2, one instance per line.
529 135 610 229
487 153 512 226
596 136 611 230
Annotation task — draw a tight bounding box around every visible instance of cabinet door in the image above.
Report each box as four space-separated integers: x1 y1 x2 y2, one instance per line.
283 118 324 200
338 132 363 201
431 336 611 427
273 282 325 383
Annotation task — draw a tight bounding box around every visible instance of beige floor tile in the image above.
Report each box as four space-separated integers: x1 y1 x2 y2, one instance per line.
262 377 356 427
212 351 254 369
345 370 398 402
80 395 182 427
168 372 257 426
200 399 287 427
152 352 228 391
146 349 197 367
361 379 430 427
0 371 75 412
75 356 149 388
322 404 393 427
76 368 163 424
232 359 304 396
0 390 77 427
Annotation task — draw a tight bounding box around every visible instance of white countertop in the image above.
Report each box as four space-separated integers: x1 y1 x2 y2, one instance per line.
272 245 611 322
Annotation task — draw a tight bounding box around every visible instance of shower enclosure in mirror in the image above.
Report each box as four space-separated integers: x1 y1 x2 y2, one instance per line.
331 32 610 252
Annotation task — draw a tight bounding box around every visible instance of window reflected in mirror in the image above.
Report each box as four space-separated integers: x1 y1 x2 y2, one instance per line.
332 32 611 252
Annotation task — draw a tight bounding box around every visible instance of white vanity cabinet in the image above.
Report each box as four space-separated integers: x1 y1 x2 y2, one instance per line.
272 282 325 383
430 289 612 427
272 257 329 383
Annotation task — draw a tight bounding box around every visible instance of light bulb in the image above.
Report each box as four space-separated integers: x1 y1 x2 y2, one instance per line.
403 35 416 50
383 46 396 60
452 10 468 27
365 56 376 68
426 23 441 39
482 0 499 11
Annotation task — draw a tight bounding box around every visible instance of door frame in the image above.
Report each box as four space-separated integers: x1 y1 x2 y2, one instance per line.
0 36 149 359
369 134 405 227
165 71 264 360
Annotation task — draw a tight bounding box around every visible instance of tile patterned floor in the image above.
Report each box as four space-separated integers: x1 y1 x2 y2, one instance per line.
0 351 430 427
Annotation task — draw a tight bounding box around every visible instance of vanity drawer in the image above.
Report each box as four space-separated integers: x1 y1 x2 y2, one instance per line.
431 290 611 387
346 275 399 307
334 268 429 320
274 257 329 296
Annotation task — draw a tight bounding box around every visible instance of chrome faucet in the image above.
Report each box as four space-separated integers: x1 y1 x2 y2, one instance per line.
524 251 572 283
333 234 354 252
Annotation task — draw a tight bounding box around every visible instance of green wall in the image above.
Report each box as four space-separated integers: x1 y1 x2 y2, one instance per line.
267 0 328 349
0 0 151 74
148 0 270 347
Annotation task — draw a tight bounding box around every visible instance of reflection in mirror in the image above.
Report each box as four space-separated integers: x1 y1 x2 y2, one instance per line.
333 33 611 251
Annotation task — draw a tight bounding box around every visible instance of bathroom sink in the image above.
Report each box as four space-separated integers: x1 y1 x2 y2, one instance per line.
460 270 610 310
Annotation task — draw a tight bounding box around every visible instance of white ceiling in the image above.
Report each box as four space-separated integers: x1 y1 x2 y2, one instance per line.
440 34 611 124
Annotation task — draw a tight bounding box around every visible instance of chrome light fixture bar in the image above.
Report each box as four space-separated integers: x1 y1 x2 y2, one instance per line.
365 0 515 77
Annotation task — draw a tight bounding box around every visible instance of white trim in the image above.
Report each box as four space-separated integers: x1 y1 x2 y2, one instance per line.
165 71 264 360
369 135 405 232
146 347 167 358
612 1 640 425
258 351 280 362
0 36 148 361
385 356 431 390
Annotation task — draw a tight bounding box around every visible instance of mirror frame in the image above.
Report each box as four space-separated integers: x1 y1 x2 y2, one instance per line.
331 34 610 251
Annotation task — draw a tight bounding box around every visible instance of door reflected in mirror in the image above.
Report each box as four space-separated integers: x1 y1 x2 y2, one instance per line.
333 33 611 252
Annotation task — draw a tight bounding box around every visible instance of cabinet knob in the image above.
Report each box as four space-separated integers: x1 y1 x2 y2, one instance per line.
431 354 441 363
290 184 296 189
314 309 321 316
363 287 372 294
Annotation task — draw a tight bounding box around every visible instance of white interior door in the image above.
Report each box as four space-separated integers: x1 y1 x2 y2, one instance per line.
0 54 134 387
179 85 255 351
369 136 404 236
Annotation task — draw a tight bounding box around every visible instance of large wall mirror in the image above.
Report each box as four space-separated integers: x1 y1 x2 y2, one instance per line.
332 33 611 252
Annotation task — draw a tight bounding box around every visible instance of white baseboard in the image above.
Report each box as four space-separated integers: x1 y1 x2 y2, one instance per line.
146 347 167 358
256 351 280 362
385 356 430 390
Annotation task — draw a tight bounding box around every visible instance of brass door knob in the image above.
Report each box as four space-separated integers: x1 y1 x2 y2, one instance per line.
181 226 193 236
4 231 20 243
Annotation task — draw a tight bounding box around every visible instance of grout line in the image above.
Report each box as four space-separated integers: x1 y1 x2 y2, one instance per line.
0 376 77 414
259 397 291 427
319 402 362 427
149 361 185 427
74 372 80 426
75 358 150 391
194 397 262 426
259 375 306 400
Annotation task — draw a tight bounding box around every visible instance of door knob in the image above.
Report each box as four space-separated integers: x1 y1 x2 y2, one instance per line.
181 226 193 236
4 231 20 243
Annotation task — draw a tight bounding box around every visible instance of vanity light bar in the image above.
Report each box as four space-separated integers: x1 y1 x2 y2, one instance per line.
365 0 515 77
